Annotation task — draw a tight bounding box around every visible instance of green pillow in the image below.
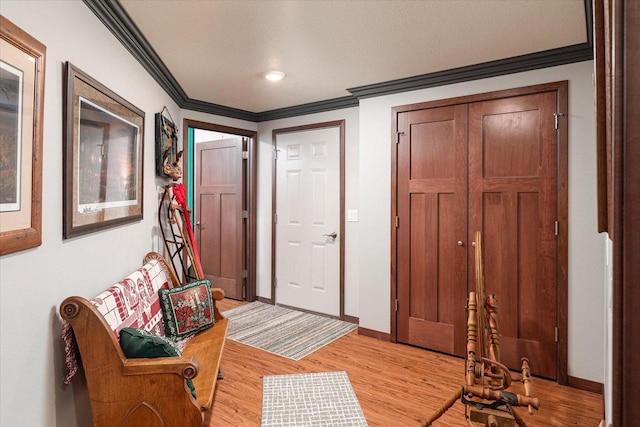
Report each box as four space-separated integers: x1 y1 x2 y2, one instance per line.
119 328 196 398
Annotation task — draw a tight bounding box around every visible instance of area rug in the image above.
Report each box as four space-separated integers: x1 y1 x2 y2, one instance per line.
222 301 358 360
261 371 368 427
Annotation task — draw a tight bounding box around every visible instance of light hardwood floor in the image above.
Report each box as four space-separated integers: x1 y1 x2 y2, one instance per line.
208 299 603 427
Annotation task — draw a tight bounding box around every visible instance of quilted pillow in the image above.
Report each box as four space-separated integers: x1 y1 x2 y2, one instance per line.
159 279 215 339
119 328 196 398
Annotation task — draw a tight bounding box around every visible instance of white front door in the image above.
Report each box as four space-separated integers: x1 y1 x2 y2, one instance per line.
275 126 341 316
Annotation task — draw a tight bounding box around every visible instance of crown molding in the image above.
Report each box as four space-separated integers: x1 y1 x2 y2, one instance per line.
83 0 187 105
84 0 593 122
347 43 593 99
257 96 359 122
181 98 259 122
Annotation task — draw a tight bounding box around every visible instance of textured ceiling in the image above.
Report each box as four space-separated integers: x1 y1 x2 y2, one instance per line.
119 0 587 114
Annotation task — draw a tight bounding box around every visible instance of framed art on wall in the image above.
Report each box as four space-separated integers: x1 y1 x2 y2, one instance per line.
155 108 182 180
0 16 46 256
63 62 144 239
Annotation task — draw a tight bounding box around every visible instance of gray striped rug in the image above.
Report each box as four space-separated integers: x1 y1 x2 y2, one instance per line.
222 302 358 360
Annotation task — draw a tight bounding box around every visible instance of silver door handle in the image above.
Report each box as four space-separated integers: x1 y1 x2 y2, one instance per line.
457 240 464 246
323 231 337 240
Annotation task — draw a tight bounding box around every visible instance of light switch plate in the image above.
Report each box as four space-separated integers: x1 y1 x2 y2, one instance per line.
347 209 359 222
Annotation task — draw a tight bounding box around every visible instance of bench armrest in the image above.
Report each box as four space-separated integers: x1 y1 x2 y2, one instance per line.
123 356 200 379
210 287 225 300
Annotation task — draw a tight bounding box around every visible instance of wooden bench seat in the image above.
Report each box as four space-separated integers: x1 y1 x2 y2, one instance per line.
60 252 228 427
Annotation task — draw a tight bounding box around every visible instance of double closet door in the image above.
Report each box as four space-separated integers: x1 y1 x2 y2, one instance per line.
394 83 566 380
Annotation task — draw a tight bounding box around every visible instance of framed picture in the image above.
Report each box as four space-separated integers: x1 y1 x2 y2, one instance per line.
63 62 144 239
155 110 182 180
0 16 46 256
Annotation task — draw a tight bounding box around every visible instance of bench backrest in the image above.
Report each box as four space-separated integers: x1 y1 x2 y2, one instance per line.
90 258 173 339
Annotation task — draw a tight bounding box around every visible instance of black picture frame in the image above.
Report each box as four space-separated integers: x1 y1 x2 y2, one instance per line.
155 112 181 180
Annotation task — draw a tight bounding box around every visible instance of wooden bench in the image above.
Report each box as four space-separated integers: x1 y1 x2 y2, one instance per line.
60 252 228 427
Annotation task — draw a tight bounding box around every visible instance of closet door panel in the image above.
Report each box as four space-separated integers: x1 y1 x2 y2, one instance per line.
469 92 558 379
397 105 468 356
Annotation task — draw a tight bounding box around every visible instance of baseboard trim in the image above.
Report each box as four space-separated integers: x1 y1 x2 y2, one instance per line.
567 375 604 394
343 315 359 324
357 327 391 341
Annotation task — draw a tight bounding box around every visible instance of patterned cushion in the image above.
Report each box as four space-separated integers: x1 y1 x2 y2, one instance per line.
119 327 196 398
90 258 173 338
159 279 215 339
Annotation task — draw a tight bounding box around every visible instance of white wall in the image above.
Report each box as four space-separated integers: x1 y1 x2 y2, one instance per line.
0 3 605 426
357 61 605 383
0 2 181 426
256 108 360 317
604 235 613 423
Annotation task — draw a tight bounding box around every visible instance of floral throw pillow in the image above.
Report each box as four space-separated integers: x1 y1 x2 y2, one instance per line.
159 279 215 339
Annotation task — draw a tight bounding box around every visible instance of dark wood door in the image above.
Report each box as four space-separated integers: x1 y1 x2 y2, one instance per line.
195 138 244 300
468 92 558 379
396 89 560 379
396 104 469 356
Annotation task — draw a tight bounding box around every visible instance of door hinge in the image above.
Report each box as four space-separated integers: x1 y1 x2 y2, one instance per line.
274 213 278 224
395 299 398 312
274 278 278 288
555 327 559 342
553 112 565 130
242 150 249 160
555 220 559 236
274 149 280 160
242 210 249 219
396 131 405 144
395 216 399 228
242 269 248 279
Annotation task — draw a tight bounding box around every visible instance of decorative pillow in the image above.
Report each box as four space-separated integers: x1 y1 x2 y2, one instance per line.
119 328 196 398
159 279 215 339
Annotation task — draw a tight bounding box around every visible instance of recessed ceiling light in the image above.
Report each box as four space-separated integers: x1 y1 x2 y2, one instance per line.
264 70 285 81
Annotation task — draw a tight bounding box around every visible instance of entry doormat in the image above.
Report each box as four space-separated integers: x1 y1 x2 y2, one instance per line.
222 302 357 360
261 371 368 427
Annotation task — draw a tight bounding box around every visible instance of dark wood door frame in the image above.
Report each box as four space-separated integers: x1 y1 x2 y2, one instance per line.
271 120 346 319
182 119 258 301
607 1 640 424
390 81 569 384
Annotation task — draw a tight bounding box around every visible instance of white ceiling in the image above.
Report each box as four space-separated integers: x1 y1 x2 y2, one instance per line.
119 0 587 114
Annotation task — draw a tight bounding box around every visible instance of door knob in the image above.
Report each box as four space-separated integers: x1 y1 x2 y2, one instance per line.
457 240 464 246
323 231 338 240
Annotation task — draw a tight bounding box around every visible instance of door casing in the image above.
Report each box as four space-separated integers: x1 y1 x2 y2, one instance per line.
182 119 258 301
390 81 569 384
195 137 244 299
271 120 346 319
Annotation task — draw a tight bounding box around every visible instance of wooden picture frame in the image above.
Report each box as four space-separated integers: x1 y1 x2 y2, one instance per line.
63 62 144 239
0 16 46 256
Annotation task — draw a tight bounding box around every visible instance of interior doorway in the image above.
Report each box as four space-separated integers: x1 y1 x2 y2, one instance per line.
182 119 257 301
272 121 346 319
